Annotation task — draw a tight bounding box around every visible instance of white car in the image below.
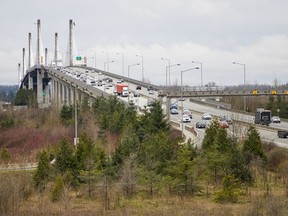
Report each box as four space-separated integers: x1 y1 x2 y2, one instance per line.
271 116 281 123
182 115 191 123
202 113 212 120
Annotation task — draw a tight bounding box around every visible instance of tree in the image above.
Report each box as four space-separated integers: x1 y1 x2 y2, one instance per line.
243 125 267 165
55 139 79 185
214 175 241 203
167 144 198 195
60 105 74 126
0 148 11 164
75 132 107 197
140 101 169 135
14 89 37 107
202 120 219 151
33 150 53 190
51 175 64 202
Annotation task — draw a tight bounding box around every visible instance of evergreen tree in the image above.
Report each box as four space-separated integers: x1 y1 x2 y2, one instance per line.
243 125 267 165
167 144 198 195
51 175 64 202
33 150 53 190
0 148 11 164
60 105 74 126
55 139 79 184
14 88 37 107
202 119 219 151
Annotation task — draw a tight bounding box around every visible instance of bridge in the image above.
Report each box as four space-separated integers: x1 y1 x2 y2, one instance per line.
18 19 288 110
17 19 288 149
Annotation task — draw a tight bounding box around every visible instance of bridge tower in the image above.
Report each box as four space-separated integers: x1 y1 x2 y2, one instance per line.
22 48 25 81
68 19 73 66
54 33 58 67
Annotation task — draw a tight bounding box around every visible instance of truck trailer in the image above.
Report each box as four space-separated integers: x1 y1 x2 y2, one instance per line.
254 109 271 126
116 84 129 97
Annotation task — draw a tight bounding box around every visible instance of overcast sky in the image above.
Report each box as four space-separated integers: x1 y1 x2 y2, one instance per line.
1 0 288 86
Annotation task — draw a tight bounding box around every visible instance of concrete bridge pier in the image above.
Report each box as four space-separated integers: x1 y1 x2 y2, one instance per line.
37 68 43 105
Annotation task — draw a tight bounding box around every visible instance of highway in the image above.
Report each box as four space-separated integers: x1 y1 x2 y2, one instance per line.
67 67 288 149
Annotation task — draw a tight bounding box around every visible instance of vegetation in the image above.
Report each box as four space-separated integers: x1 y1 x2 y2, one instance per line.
0 94 287 215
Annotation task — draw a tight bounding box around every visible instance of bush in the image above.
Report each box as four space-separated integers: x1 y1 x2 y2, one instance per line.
0 173 33 215
214 175 241 203
51 175 64 202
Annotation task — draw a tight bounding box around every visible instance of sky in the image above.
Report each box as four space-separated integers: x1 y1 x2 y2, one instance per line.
1 0 288 87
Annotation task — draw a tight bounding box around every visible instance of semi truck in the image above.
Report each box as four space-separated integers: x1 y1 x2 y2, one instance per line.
254 109 271 126
116 83 129 97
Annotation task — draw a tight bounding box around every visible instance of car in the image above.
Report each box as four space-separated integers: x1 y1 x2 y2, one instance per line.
120 79 125 83
183 110 192 119
136 85 142 90
182 115 191 123
105 86 110 89
148 90 154 95
220 115 233 124
219 120 229 128
170 108 179 115
178 97 185 101
202 113 212 120
147 85 153 91
98 72 102 75
117 80 122 83
134 92 140 97
196 121 207 128
271 116 281 123
147 99 154 107
170 104 178 110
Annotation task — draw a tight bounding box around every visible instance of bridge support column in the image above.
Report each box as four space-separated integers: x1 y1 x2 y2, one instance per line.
37 69 43 105
28 74 33 90
44 82 50 106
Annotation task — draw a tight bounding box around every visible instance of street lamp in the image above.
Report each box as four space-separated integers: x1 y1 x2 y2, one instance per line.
191 61 203 87
90 50 97 68
136 55 144 81
161 58 170 85
104 60 114 72
166 64 180 86
128 63 140 102
232 61 246 112
181 67 199 138
117 52 125 76
102 51 109 70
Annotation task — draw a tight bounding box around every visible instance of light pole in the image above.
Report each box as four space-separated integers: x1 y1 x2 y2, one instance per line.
117 53 125 76
104 60 114 72
136 55 144 81
191 61 203 87
232 61 246 112
161 58 170 86
166 64 180 86
181 67 199 138
128 63 140 102
90 50 97 68
102 51 109 70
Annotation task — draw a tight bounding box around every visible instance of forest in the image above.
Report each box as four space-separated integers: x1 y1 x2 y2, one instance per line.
0 94 287 215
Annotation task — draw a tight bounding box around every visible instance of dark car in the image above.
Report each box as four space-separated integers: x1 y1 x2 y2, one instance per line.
196 121 207 128
147 85 153 91
136 85 142 90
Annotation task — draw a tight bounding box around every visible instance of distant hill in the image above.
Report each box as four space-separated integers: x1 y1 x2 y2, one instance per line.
0 85 18 102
